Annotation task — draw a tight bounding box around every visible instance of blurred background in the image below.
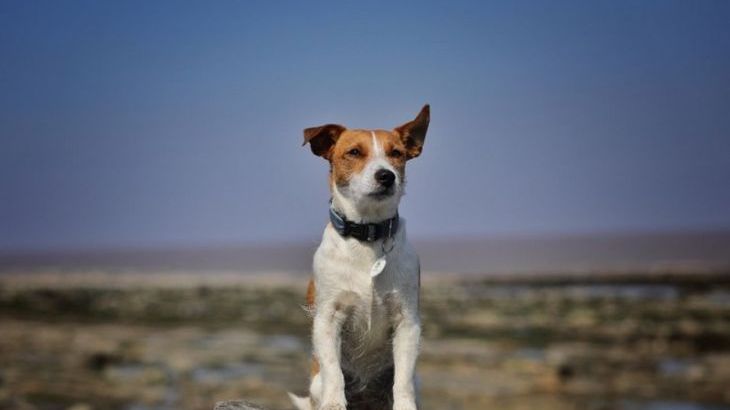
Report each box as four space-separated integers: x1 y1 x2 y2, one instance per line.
1 1 730 409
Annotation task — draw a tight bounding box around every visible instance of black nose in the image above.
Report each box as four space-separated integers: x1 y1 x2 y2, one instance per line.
375 169 395 187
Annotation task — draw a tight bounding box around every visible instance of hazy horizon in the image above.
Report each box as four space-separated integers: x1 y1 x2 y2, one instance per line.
3 229 729 275
1 224 730 253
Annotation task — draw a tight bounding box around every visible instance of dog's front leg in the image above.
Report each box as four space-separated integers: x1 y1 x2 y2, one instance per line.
312 291 357 410
391 300 421 410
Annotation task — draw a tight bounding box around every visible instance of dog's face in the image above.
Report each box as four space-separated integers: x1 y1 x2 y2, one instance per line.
303 105 429 215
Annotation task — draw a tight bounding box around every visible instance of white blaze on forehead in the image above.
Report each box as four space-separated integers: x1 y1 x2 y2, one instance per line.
371 131 385 158
368 130 396 177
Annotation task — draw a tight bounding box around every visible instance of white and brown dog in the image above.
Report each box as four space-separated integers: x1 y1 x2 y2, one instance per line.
290 105 430 410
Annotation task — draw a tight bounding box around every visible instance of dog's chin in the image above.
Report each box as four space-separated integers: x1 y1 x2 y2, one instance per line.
367 188 395 201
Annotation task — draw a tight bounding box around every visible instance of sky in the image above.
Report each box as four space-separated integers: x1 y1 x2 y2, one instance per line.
1 1 729 251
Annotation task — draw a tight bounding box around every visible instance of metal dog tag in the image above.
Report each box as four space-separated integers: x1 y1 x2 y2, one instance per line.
370 257 387 277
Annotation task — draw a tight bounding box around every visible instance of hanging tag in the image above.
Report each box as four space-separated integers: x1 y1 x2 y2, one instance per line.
370 256 387 277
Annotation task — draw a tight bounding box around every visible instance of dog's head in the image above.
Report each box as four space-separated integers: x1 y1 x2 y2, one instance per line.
303 105 429 220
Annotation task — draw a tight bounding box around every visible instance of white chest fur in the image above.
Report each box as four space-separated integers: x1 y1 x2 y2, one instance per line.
312 219 420 379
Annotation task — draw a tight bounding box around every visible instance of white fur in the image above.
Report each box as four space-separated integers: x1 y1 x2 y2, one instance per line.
288 392 312 410
294 132 421 410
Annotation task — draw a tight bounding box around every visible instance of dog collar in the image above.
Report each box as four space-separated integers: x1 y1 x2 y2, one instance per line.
329 207 399 242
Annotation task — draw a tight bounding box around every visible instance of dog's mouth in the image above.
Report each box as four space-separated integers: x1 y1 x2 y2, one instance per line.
367 187 395 200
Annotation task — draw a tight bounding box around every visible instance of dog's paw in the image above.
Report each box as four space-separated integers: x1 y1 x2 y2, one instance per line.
393 402 418 410
319 379 346 410
393 396 418 410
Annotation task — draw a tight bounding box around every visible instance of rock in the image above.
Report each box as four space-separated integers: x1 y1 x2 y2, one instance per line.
67 404 92 410
214 400 268 410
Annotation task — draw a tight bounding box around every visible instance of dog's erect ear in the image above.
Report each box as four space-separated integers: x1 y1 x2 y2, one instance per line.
394 104 430 159
302 124 346 159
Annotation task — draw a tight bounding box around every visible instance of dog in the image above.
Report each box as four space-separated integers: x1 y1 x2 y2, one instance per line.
289 105 429 410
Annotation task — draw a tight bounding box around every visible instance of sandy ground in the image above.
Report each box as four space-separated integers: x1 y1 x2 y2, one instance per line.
1 271 730 410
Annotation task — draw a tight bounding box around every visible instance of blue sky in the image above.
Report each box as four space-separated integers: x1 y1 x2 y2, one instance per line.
1 1 729 250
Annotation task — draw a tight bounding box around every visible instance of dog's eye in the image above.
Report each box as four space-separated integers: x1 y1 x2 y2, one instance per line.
390 149 403 158
347 148 361 157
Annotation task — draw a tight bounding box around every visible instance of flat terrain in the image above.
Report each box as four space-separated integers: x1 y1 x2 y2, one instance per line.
1 271 730 410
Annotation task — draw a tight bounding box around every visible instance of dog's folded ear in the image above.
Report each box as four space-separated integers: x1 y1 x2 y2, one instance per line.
303 124 347 159
394 104 430 159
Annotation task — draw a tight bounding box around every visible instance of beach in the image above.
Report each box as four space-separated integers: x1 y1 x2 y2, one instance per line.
1 270 729 410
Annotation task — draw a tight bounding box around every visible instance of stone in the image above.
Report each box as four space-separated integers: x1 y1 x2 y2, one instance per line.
214 400 268 410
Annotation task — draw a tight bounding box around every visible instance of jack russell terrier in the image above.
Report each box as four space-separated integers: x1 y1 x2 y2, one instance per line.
289 105 430 410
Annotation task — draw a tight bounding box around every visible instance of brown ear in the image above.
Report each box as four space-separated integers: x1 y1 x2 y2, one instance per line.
302 124 346 159
394 104 430 159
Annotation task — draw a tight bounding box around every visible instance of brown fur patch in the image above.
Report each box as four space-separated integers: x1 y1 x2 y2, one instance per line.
310 356 320 377
303 124 346 159
330 129 409 187
394 104 430 159
330 130 374 187
306 278 316 309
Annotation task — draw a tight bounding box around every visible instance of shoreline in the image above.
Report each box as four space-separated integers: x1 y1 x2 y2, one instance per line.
1 268 728 290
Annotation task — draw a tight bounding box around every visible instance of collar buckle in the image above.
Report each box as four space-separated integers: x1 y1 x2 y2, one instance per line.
367 224 377 242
